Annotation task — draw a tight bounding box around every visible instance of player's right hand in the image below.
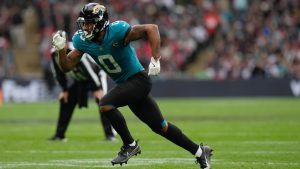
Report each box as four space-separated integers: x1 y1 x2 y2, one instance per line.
52 30 66 50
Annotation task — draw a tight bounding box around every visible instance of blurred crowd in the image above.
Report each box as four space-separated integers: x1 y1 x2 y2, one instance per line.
1 0 300 81
36 0 216 79
202 0 300 80
0 0 20 78
0 0 217 80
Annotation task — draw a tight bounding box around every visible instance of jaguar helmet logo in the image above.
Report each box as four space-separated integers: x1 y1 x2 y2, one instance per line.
93 5 105 14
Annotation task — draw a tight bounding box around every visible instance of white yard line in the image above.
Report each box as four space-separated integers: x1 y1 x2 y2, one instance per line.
0 158 299 169
4 150 300 155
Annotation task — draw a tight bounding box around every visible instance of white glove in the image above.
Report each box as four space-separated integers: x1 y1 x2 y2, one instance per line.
52 30 66 50
148 57 161 75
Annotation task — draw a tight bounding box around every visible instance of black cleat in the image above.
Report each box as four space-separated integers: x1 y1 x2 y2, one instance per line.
196 144 213 169
111 141 141 166
48 136 67 142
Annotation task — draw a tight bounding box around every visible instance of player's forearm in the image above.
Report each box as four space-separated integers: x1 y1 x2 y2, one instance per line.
58 49 73 72
146 24 161 60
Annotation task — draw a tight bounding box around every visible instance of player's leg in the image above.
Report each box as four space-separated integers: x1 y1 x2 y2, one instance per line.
100 105 140 165
50 86 77 141
99 72 149 165
96 98 115 141
99 104 134 145
100 105 141 166
128 95 199 153
129 95 213 169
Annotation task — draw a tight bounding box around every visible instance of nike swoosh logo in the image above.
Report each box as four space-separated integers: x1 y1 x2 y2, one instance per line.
112 42 119 47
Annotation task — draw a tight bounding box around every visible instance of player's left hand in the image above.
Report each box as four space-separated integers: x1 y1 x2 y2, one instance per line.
148 57 161 75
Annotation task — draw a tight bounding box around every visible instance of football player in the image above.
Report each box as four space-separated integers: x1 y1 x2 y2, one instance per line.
49 36 116 142
52 3 212 168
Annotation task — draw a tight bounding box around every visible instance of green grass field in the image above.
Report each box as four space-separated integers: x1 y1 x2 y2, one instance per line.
0 98 300 169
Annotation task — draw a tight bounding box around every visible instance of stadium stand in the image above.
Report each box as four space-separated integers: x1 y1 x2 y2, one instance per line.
197 0 300 80
0 0 300 81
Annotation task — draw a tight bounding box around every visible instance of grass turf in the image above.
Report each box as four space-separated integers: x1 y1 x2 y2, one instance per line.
0 97 299 169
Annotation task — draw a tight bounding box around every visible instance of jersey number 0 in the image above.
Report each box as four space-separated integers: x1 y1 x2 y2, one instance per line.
98 55 122 73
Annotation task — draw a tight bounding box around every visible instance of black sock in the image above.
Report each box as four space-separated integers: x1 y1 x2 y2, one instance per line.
163 122 199 155
103 108 134 145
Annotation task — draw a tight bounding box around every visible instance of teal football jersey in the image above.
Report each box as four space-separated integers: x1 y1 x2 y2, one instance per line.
72 20 144 83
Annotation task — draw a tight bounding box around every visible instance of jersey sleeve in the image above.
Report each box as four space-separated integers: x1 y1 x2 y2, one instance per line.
72 31 86 52
111 20 131 42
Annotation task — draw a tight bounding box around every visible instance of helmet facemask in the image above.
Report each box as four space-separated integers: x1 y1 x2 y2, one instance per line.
76 3 109 40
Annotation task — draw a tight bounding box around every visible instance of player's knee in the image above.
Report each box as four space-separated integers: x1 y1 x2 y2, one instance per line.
100 105 114 113
150 120 169 135
160 120 169 135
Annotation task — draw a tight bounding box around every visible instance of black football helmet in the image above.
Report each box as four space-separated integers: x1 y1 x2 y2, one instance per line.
76 3 109 40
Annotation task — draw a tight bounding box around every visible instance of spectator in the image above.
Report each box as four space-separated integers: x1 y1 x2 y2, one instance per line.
2 0 300 80
202 0 300 80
